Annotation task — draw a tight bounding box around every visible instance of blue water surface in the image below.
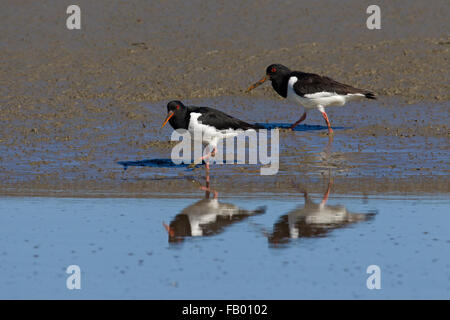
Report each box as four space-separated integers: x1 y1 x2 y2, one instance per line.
0 194 448 299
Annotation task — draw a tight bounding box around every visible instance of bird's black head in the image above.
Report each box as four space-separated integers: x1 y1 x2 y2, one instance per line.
164 216 190 244
265 64 291 79
167 100 186 113
246 63 291 94
161 100 189 130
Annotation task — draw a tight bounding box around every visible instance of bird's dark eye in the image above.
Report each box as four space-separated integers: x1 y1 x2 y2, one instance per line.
271 67 277 73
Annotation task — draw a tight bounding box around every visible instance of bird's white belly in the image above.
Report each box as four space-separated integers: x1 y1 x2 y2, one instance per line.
287 91 316 110
189 212 218 236
288 90 350 108
305 208 348 224
188 113 223 147
287 76 364 108
187 200 239 236
188 113 242 148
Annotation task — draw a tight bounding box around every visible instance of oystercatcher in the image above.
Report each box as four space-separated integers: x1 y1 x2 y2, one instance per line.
163 181 265 243
161 100 262 180
246 64 376 134
268 178 376 244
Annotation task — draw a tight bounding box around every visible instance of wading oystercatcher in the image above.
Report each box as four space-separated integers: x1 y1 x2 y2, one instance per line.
163 181 265 243
246 64 376 134
267 178 375 245
161 100 261 181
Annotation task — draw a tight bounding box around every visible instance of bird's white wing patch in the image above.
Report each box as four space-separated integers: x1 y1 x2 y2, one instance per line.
188 112 220 145
188 112 250 147
189 112 240 148
287 76 309 106
287 75 367 108
287 76 299 98
189 112 219 137
304 91 337 99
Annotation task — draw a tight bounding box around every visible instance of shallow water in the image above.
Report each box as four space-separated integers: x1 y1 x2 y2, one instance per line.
1 96 448 196
1 192 449 299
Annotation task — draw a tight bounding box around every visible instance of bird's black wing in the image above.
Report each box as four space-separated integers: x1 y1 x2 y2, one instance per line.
192 107 262 130
292 72 376 99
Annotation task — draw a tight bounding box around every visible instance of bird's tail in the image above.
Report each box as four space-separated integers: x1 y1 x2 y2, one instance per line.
364 91 376 100
239 206 267 216
251 123 265 130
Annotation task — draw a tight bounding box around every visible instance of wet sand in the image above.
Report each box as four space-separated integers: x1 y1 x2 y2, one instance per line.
0 0 449 197
1 96 448 197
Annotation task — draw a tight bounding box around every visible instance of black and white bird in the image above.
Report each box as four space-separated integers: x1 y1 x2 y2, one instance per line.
267 181 376 245
163 185 265 243
161 100 262 179
246 64 376 134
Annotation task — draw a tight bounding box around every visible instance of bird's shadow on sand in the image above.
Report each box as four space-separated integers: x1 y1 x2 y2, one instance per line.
256 123 350 131
118 158 204 170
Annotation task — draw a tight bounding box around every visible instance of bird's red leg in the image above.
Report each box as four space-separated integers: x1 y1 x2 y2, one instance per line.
190 145 215 182
205 161 210 184
199 153 210 161
204 146 211 183
321 111 334 135
320 180 333 205
320 169 333 205
199 146 216 161
200 179 218 199
190 146 213 167
290 112 307 130
203 146 216 184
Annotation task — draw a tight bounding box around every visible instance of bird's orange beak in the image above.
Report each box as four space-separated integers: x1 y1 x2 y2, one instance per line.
163 222 175 238
246 75 269 93
161 111 174 129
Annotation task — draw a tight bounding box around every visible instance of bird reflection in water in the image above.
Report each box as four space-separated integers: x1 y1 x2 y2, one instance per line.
163 181 266 243
267 175 376 247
